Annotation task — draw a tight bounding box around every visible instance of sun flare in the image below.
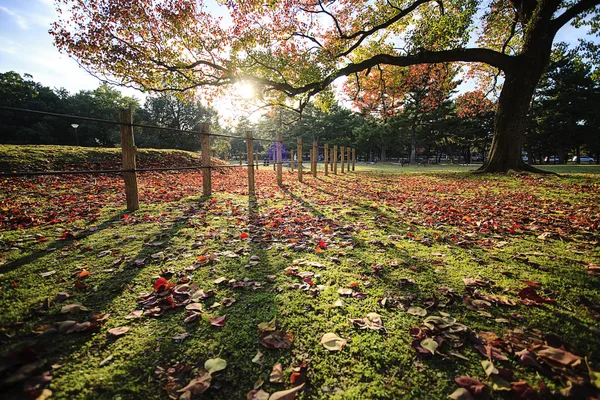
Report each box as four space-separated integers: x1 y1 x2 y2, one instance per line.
236 82 255 99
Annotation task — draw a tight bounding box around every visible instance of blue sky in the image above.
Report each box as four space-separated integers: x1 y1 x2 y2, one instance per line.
0 0 596 103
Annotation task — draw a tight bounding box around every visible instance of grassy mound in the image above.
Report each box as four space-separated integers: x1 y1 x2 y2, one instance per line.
0 144 226 172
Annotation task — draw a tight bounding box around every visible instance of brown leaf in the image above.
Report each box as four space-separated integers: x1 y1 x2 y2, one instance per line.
107 326 130 336
268 382 305 400
177 372 212 395
209 315 227 327
455 376 486 395
260 330 293 349
535 346 581 366
247 389 270 400
269 363 283 383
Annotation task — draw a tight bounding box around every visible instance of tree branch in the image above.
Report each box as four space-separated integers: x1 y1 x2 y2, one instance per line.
551 0 600 34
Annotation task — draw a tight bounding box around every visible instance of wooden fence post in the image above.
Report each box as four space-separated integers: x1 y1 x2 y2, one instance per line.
201 123 212 196
352 148 356 171
119 108 139 211
246 131 255 196
312 140 317 177
297 138 303 183
333 145 338 175
324 144 329 176
309 148 313 175
239 152 242 165
290 150 295 171
347 147 351 173
276 132 283 186
341 146 345 173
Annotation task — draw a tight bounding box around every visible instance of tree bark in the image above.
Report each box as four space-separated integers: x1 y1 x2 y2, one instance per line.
478 47 552 173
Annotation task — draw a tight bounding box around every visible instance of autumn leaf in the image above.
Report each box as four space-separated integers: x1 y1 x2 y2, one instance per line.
481 360 498 377
406 306 427 316
320 332 346 351
260 331 293 349
247 389 270 400
269 363 283 383
107 326 130 336
454 376 486 395
178 372 212 395
173 332 189 341
258 317 277 333
420 338 438 355
209 315 227 327
60 303 88 313
448 388 473 400
153 277 170 292
205 358 227 374
268 382 305 400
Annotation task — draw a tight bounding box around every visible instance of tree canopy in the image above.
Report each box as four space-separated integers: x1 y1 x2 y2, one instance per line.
51 0 600 172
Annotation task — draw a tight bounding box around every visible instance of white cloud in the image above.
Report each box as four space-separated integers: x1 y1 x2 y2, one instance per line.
0 6 29 30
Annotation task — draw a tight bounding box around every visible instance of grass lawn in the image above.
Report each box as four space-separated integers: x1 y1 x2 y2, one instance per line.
1 146 599 399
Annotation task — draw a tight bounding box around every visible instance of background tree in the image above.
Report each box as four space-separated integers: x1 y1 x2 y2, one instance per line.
344 63 459 163
525 47 599 164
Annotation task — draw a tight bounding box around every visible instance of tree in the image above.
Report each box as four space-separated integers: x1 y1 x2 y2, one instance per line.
0 71 66 145
138 93 218 151
526 47 599 163
344 63 459 163
51 0 600 172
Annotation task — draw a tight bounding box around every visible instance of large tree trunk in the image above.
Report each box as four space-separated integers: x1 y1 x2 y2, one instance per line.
479 40 553 173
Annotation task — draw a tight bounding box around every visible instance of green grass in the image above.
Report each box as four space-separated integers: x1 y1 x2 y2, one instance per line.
1 146 599 399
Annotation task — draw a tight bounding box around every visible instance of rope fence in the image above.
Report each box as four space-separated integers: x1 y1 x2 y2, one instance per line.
1 106 357 211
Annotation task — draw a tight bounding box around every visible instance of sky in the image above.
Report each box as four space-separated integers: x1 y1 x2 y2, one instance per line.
0 0 597 120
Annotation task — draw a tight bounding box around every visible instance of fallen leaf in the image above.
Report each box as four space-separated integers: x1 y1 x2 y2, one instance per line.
153 277 170 292
268 382 305 400
107 326 130 337
481 360 498 377
406 306 427 316
421 338 438 355
455 376 486 395
269 363 283 383
252 350 264 365
260 330 293 349
99 355 114 367
205 358 227 374
258 317 277 333
125 310 143 319
490 375 511 391
210 315 227 327
178 372 212 395
535 346 581 366
247 389 270 400
173 332 189 341
185 303 204 312
320 332 346 351
337 288 353 296
60 303 89 313
222 297 236 307
448 388 473 400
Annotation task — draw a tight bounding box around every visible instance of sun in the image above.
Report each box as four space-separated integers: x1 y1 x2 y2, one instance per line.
236 82 255 99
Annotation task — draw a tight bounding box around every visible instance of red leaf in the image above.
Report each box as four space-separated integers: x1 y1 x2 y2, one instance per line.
317 240 327 249
240 232 249 239
153 277 170 292
78 270 90 278
518 287 555 305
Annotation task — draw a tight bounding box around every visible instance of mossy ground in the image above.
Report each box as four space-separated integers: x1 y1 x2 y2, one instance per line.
1 147 599 399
